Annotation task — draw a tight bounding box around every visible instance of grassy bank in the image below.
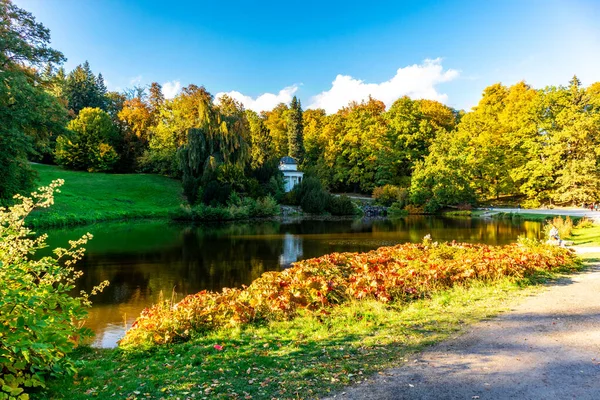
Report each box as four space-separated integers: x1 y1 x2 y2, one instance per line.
38 266 582 400
568 222 600 246
29 164 183 227
489 211 577 222
442 210 487 217
33 239 579 400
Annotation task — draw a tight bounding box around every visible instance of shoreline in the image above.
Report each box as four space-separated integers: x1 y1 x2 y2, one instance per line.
39 239 585 399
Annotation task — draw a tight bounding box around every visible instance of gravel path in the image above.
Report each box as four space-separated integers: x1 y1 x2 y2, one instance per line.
325 248 600 400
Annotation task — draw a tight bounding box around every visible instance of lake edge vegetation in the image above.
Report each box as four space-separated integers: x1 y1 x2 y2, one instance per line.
119 236 577 348
38 243 583 400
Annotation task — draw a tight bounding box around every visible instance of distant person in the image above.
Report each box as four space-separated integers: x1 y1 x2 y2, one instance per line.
549 225 561 245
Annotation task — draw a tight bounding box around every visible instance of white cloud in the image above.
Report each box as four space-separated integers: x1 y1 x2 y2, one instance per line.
210 59 457 114
215 85 299 112
162 80 181 99
308 58 459 114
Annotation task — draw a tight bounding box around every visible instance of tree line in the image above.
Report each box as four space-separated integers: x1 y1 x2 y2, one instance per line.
2 0 600 211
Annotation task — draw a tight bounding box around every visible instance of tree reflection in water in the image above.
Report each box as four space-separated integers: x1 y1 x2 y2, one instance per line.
40 216 541 347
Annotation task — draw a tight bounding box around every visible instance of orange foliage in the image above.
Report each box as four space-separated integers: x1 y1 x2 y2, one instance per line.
120 239 577 348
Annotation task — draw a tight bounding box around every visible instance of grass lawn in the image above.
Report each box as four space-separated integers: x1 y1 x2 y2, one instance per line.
489 211 579 223
37 266 582 400
568 223 600 246
442 210 473 217
29 164 183 227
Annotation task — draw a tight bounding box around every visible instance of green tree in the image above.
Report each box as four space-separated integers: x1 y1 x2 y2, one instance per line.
247 110 274 169
384 97 457 183
140 85 214 176
410 130 476 212
0 0 64 69
302 108 326 169
263 103 289 158
0 0 68 202
55 107 121 171
105 91 127 123
507 78 600 205
177 94 250 203
40 64 67 103
151 84 214 150
456 83 513 199
287 96 304 162
543 78 600 204
64 61 106 114
97 72 107 95
386 96 456 176
316 112 344 188
332 98 388 192
451 82 539 201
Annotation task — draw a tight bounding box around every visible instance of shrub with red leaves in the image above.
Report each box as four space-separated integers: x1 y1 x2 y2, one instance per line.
120 238 577 348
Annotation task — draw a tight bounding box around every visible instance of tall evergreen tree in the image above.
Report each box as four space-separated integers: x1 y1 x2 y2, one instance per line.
148 82 165 113
97 73 107 95
64 61 106 114
52 67 67 98
287 96 304 162
40 63 54 81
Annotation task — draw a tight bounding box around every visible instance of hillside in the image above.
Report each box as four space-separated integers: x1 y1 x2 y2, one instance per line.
29 164 183 227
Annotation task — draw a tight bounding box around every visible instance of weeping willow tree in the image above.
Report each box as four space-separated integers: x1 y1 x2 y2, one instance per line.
178 95 250 204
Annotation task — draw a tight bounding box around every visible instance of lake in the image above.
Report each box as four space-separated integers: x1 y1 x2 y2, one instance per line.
42 216 543 348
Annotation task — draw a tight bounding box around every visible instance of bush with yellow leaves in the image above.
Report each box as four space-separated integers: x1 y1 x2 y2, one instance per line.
0 180 108 400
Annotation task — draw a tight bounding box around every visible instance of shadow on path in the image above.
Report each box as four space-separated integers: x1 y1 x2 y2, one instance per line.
325 259 600 400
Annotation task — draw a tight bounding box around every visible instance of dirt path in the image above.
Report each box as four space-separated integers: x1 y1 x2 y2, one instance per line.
325 249 600 399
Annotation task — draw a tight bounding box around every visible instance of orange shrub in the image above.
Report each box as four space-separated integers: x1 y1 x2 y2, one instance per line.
404 204 425 214
120 238 577 348
372 185 407 207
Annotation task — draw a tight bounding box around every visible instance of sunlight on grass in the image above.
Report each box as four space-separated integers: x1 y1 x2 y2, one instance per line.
568 223 600 247
29 164 183 227
39 270 581 400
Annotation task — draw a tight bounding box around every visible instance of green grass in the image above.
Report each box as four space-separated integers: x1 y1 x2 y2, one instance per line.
568 223 600 246
443 210 472 217
36 265 583 400
490 211 576 222
28 164 184 227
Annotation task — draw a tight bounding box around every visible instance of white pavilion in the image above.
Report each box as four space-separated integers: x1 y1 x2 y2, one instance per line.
279 156 304 192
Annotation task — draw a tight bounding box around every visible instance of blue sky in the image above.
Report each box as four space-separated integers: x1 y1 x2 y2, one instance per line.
15 0 600 112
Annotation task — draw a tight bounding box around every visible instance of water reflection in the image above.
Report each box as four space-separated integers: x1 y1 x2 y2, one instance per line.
279 233 303 267
40 216 541 347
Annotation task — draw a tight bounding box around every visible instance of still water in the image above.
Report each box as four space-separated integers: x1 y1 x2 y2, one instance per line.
42 216 542 348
